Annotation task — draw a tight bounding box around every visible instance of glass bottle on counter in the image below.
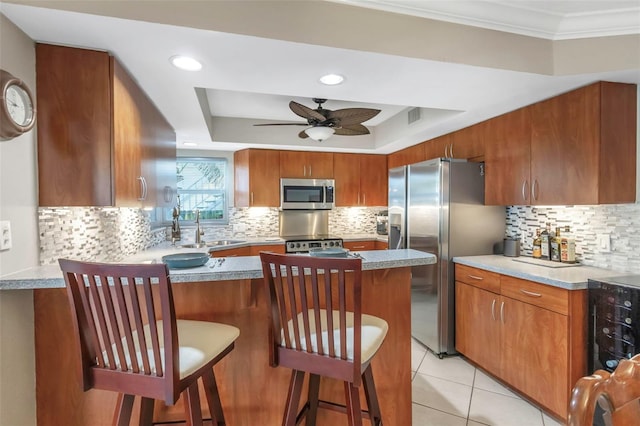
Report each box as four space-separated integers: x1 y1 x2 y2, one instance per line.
532 229 542 259
560 226 577 263
550 227 561 262
540 223 551 260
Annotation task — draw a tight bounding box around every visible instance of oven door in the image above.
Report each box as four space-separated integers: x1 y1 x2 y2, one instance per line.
280 178 334 210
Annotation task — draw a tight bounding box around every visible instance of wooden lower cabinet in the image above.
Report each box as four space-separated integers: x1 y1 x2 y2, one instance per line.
455 264 587 421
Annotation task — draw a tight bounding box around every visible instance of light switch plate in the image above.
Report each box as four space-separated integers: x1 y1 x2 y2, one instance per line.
596 234 611 253
0 220 12 250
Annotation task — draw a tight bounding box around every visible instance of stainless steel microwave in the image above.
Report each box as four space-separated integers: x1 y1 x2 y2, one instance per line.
280 178 335 210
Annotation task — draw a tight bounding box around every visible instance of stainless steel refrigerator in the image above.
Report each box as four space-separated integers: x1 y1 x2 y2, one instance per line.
388 158 504 356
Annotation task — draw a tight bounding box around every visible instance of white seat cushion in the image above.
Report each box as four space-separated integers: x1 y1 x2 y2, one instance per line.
282 310 388 364
102 319 239 379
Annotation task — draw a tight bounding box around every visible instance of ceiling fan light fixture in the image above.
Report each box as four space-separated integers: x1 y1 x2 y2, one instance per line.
170 55 202 71
305 126 335 142
319 73 344 85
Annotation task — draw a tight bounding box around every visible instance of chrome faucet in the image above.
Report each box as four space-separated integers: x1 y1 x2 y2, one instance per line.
195 209 204 244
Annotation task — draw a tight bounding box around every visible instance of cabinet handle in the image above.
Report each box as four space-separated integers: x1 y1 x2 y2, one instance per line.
491 299 496 321
519 289 542 298
357 192 360 205
532 179 539 201
308 165 312 176
443 145 448 158
351 245 366 249
500 301 505 324
522 180 529 202
362 193 366 205
137 176 147 201
467 275 484 281
303 165 307 177
449 143 454 158
250 192 254 205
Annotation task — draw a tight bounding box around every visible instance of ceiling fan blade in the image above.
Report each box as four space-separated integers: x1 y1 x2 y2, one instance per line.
289 101 326 122
298 129 309 139
253 123 308 126
334 124 370 136
327 108 380 126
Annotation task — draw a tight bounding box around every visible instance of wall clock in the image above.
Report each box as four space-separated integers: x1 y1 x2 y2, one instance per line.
0 69 36 140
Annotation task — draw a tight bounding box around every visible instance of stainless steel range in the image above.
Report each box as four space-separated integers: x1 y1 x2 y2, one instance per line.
285 236 343 253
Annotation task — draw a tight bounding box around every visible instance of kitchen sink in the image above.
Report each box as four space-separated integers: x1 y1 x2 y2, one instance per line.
180 240 246 249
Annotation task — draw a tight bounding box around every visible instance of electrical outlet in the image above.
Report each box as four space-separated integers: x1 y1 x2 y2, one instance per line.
596 234 611 253
0 221 12 250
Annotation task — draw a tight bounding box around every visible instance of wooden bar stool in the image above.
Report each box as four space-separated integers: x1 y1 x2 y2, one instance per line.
59 258 240 426
568 353 640 426
259 252 387 426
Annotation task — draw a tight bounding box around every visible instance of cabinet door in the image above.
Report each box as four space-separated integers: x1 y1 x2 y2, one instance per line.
424 134 450 160
501 296 569 418
484 108 531 205
451 121 486 160
152 114 177 208
234 149 280 207
279 151 307 178
333 153 360 206
455 282 501 377
359 154 387 206
387 143 426 169
530 85 599 205
307 152 334 178
112 59 145 206
36 44 113 207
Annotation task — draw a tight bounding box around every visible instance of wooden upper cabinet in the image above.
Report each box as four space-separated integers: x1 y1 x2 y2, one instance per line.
450 121 487 161
423 134 450 160
529 81 636 205
36 44 113 206
334 153 387 206
279 151 333 178
387 143 426 169
484 108 532 205
36 44 176 207
234 149 280 207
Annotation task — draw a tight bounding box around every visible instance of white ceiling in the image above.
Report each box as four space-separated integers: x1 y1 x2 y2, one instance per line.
1 1 639 154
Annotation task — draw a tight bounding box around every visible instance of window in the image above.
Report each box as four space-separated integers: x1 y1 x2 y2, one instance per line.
176 157 227 223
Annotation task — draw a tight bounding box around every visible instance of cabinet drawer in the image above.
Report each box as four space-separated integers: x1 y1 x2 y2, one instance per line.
501 275 568 315
455 264 500 294
343 241 376 251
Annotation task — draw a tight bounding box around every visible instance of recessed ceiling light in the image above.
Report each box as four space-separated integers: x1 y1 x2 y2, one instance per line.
319 74 344 85
170 55 202 71
183 141 198 147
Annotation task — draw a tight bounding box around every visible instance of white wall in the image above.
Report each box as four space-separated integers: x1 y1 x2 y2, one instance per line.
0 13 38 426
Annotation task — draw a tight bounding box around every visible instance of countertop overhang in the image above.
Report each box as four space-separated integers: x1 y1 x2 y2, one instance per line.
0 247 433 290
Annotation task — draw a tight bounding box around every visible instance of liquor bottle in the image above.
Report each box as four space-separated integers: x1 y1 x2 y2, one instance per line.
532 229 542 259
540 223 551 260
550 227 561 262
560 226 576 263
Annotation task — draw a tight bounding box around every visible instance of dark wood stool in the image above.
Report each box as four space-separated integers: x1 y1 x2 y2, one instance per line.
260 252 387 426
59 258 240 426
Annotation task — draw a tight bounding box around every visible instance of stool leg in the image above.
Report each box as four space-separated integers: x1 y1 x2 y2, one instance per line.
113 394 134 426
138 397 155 426
306 373 321 426
283 370 305 426
344 382 363 426
202 368 226 425
362 365 382 425
184 381 204 426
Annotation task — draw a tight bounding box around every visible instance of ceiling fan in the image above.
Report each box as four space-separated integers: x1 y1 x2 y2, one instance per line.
254 98 381 142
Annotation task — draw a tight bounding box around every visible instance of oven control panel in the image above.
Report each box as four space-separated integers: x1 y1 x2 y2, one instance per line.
285 239 343 253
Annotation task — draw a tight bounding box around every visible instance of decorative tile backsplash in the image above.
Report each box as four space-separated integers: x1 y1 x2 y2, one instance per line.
506 204 640 274
38 206 386 265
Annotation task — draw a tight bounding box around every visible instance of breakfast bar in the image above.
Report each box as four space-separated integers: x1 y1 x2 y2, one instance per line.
1 248 433 426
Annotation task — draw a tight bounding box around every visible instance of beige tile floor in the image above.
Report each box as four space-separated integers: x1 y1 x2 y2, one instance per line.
411 339 565 426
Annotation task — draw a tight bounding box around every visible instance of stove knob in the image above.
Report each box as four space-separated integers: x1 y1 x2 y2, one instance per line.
296 243 301 248
329 241 334 247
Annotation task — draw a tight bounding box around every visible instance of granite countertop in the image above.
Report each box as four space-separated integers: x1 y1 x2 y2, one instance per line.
0 246 433 290
453 255 622 290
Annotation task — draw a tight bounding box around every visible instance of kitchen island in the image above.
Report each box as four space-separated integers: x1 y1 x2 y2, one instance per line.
1 248 432 426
